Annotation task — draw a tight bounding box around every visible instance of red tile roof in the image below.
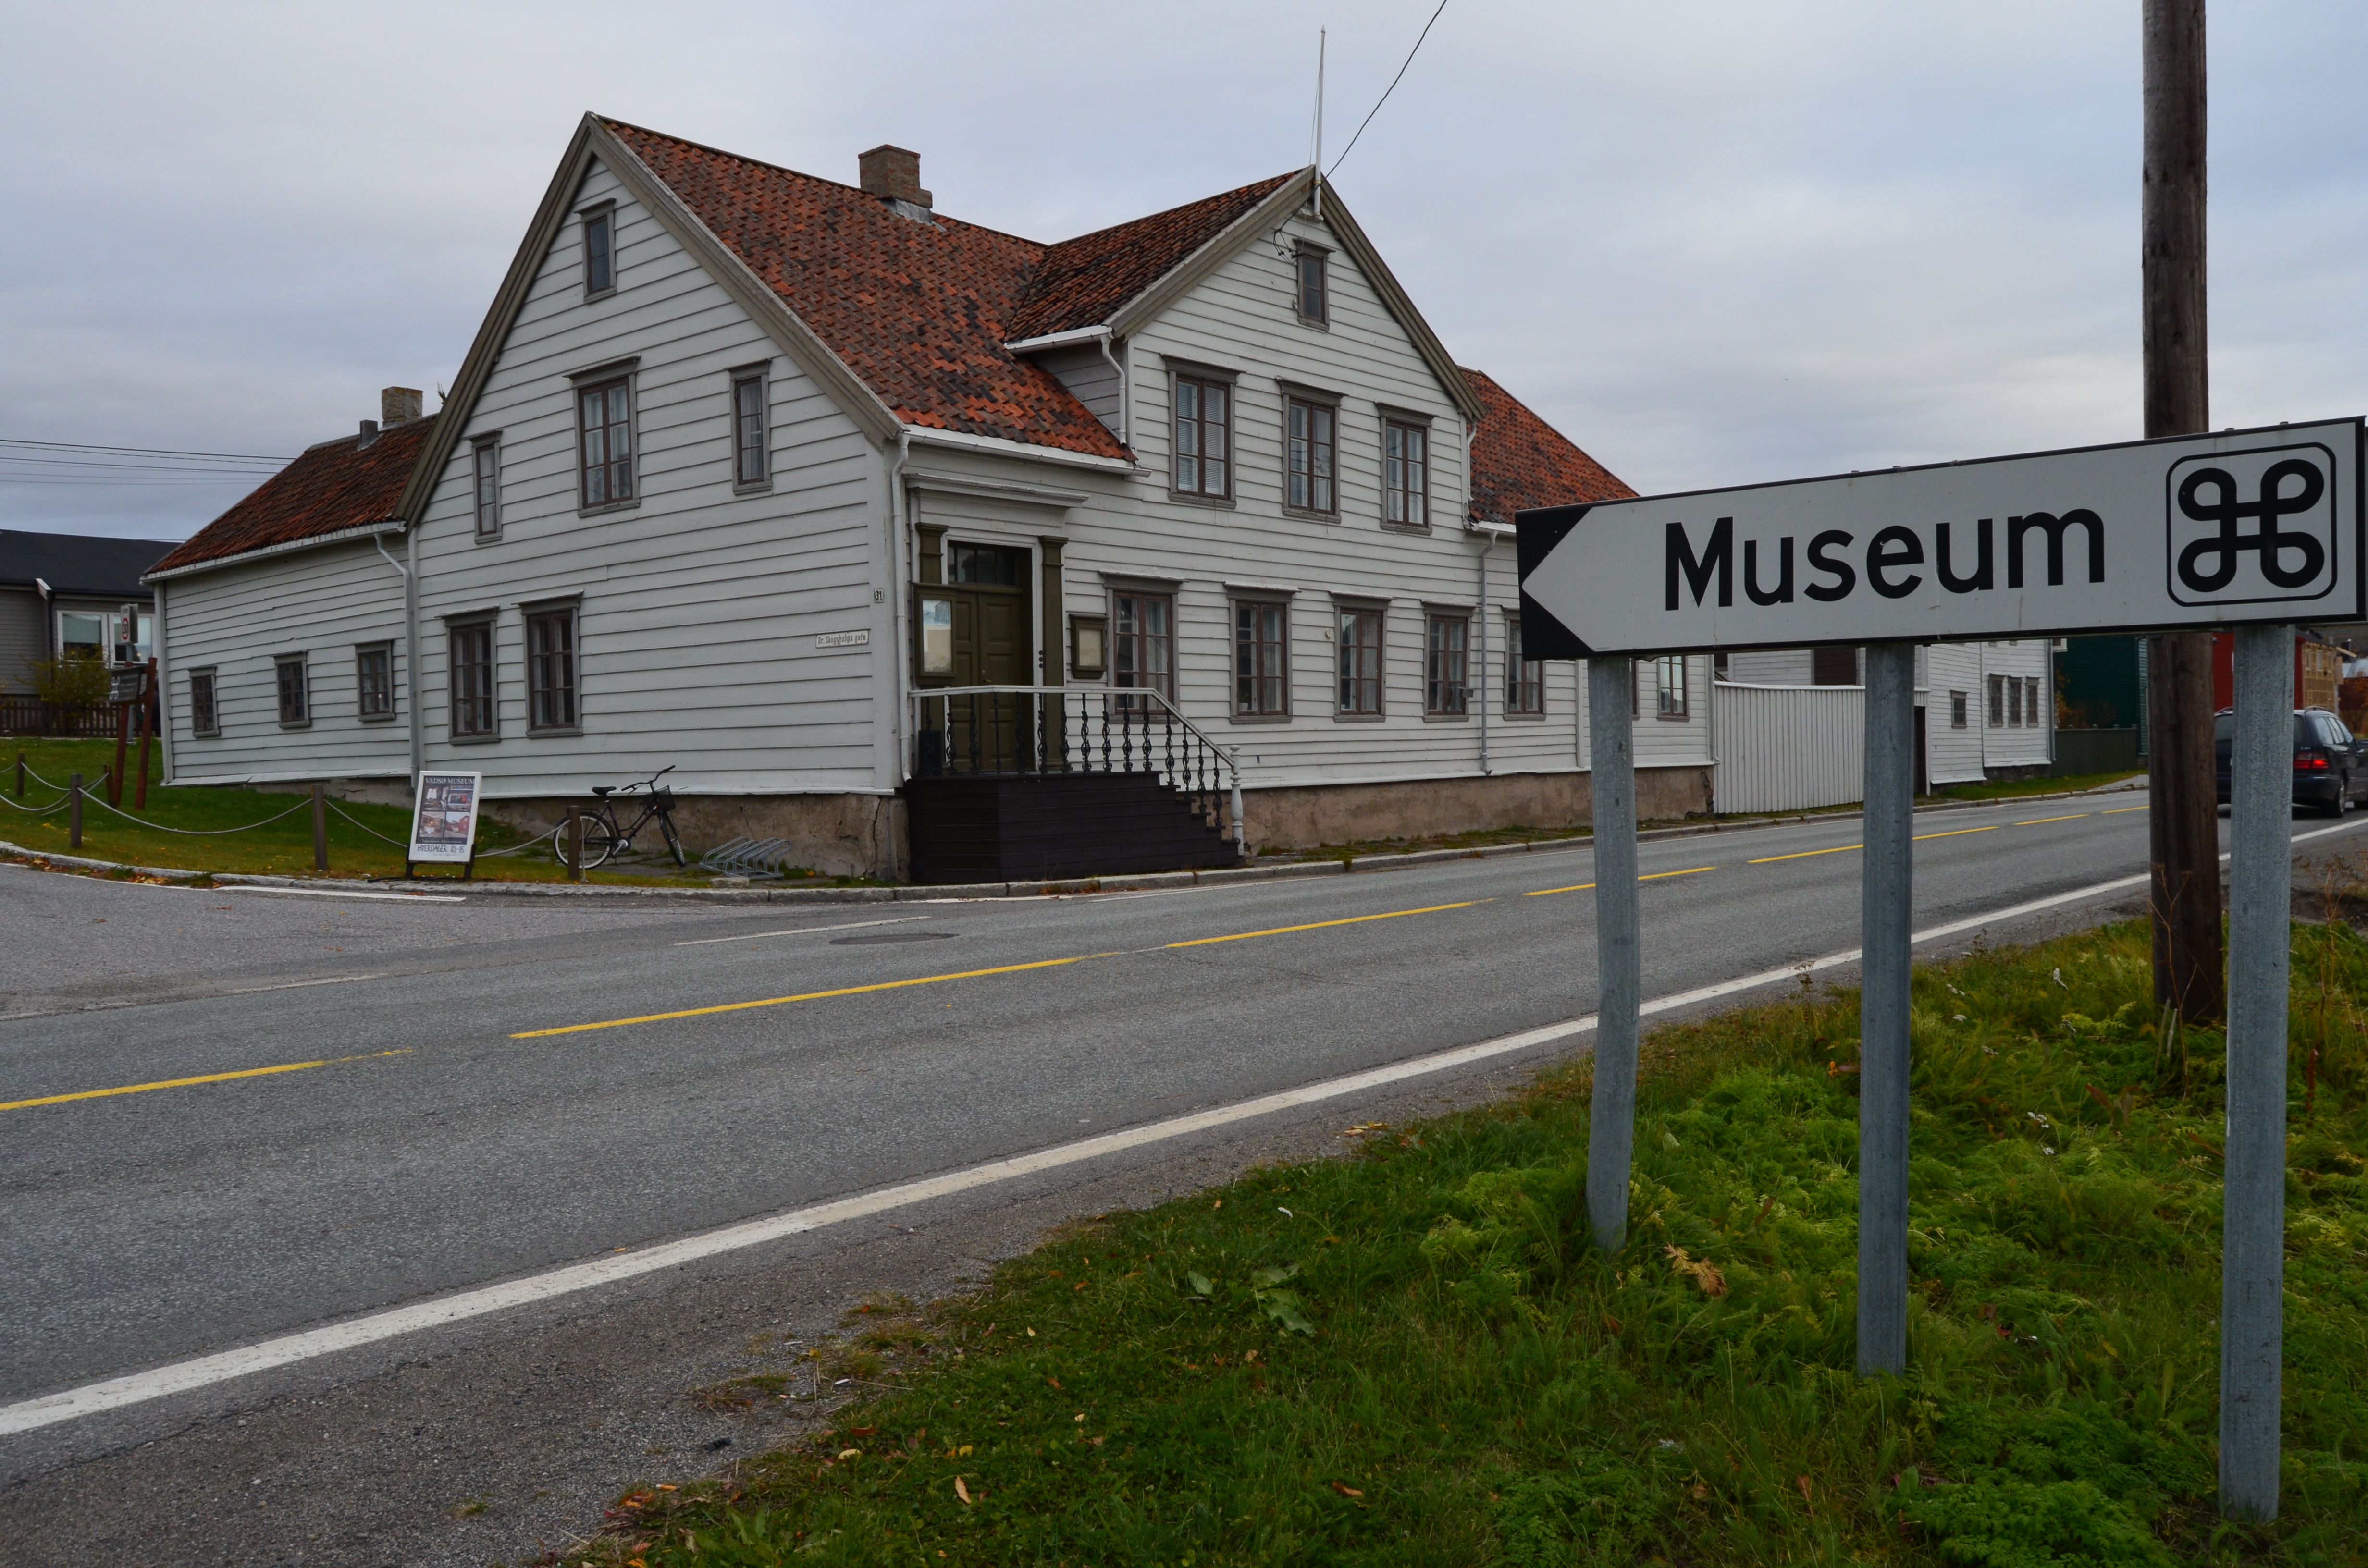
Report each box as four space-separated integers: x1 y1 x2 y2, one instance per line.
604 121 1129 460
148 416 435 576
1462 368 1634 522
1005 174 1298 341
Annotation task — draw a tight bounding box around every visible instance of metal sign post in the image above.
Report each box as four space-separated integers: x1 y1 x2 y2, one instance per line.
1585 657 1640 1250
1858 642 1917 1374
1520 417 2365 1518
2222 622 2293 1519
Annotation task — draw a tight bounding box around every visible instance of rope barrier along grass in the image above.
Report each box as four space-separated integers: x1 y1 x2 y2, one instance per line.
471 821 564 859
0 789 71 814
77 791 312 835
324 798 412 848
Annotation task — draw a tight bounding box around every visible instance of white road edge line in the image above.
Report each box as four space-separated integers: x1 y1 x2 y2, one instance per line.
673 916 930 947
7 821 2355 1439
212 886 467 904
224 975 385 996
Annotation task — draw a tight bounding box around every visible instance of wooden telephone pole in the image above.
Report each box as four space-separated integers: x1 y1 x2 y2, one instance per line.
2143 0 2222 1023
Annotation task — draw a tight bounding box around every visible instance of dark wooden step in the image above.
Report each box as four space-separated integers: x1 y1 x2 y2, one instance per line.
904 772 1240 884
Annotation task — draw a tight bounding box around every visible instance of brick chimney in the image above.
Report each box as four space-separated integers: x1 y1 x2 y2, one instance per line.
381 386 424 427
858 145 932 219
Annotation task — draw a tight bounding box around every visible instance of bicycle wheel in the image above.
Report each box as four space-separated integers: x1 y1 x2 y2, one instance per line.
659 810 686 867
561 808 623 870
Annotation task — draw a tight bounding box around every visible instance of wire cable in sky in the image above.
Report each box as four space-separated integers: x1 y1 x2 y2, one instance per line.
0 437 290 464
1325 0 1449 180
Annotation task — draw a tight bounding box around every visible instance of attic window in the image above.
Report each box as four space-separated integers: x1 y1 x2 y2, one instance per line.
582 206 616 297
1295 245 1329 325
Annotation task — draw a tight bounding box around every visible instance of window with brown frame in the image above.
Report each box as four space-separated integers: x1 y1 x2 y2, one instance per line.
582 206 615 296
1426 613 1468 715
527 606 578 733
1655 654 1688 718
471 436 501 539
732 372 767 487
578 377 633 508
1172 375 1230 498
1233 600 1288 716
1338 607 1383 715
1384 419 1428 526
449 620 496 739
1286 397 1335 514
1112 591 1173 706
275 654 309 727
356 643 394 721
1505 614 1543 715
1295 245 1329 324
187 666 219 737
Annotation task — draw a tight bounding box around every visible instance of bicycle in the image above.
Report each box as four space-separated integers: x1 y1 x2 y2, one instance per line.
559 765 686 870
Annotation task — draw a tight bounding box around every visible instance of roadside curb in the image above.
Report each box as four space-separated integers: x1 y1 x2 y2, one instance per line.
0 783 2148 904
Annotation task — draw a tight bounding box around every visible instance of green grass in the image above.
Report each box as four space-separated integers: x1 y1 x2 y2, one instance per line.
571 920 2368 1567
0 736 666 883
1934 770 2146 803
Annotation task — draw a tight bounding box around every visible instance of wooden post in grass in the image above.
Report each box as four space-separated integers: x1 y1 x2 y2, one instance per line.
133 657 155 811
311 783 329 873
110 689 131 807
567 807 584 882
69 772 82 848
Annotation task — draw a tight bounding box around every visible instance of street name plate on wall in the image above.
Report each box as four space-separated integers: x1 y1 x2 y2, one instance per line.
815 629 869 648
1517 417 2363 656
407 771 482 864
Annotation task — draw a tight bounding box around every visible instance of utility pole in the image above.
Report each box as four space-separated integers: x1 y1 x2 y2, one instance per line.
2142 0 2221 1024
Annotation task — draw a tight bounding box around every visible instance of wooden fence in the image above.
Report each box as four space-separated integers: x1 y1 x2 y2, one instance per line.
0 697 119 738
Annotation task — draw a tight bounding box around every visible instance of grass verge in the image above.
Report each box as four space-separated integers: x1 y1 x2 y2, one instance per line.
1933 770 2146 803
566 919 2367 1566
0 736 670 883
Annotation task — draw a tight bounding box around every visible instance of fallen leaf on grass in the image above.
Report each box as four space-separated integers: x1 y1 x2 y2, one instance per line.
1330 1481 1364 1498
837 1448 863 1460
1796 1475 1813 1503
1602 1314 1623 1335
954 1477 974 1505
1664 1245 1728 1296
846 1426 877 1438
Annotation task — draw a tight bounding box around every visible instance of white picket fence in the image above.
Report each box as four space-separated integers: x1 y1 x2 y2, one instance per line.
1714 681 1865 813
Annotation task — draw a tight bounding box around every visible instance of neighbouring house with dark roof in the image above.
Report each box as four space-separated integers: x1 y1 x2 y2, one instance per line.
149 116 1702 879
1 529 178 693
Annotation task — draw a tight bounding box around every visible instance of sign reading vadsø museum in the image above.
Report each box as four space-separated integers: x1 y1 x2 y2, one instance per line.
1518 418 2363 656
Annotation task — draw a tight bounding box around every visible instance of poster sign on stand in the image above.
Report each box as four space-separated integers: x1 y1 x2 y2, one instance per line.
405 771 482 879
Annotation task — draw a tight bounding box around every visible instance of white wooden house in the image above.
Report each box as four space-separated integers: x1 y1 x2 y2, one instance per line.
148 117 1712 879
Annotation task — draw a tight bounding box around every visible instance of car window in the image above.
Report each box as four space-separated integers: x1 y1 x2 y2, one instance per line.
2214 713 2234 744
2323 713 2355 744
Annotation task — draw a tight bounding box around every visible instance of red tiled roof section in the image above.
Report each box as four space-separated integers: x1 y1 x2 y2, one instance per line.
603 120 1127 459
149 416 437 575
1462 368 1635 522
1006 173 1299 341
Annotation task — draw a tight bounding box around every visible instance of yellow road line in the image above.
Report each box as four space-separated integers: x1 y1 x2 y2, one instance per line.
2104 805 2149 814
1750 843 1861 864
1525 866 1715 897
2 1050 411 1113
520 899 1492 1038
2015 813 2091 826
1914 825 2000 841
513 956 1106 1038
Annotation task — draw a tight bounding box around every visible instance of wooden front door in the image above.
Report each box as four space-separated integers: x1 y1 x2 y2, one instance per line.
915 544 1032 772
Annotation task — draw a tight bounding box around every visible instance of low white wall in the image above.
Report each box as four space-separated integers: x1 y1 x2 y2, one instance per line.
1715 681 1865 813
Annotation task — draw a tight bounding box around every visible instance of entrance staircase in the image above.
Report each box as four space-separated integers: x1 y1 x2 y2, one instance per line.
903 686 1243 885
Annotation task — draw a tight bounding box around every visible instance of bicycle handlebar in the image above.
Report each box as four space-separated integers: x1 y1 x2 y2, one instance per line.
601 764 678 797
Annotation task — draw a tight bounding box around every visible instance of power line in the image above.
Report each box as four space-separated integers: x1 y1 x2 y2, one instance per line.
1325 0 1450 180
0 437 293 464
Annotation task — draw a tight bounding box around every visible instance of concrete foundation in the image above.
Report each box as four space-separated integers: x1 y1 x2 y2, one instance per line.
482 793 906 880
1237 766 1710 853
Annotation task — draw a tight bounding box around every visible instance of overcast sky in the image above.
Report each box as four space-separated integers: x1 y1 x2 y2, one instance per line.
4 0 2363 542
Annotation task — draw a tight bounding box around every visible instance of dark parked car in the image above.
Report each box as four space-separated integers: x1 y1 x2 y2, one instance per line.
2213 706 2368 815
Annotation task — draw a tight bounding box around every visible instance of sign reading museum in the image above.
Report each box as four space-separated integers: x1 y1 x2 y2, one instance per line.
1517 418 2363 657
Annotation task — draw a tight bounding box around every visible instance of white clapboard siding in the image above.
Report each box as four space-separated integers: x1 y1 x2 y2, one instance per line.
1714 682 1866 814
160 541 411 784
410 156 886 801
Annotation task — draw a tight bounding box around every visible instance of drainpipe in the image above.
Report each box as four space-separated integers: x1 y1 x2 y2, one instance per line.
1475 525 1495 776
373 527 420 780
1096 332 1129 449
888 429 914 784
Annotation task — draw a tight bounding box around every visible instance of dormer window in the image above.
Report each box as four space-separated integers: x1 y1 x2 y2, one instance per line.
582 205 616 297
1295 244 1329 325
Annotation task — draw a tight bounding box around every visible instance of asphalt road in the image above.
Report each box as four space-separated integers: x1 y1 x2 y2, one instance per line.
1 791 2356 1566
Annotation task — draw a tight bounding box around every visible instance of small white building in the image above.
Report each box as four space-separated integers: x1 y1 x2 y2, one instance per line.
148 118 1714 879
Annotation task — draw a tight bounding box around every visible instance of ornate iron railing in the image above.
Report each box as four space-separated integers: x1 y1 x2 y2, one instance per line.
907 685 1244 852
